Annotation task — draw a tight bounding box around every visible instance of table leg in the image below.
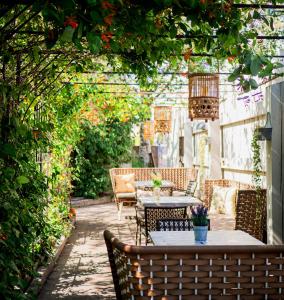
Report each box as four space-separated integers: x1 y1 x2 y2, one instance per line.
118 202 123 220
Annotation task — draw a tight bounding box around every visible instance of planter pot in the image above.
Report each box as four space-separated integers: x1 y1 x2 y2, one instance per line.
255 127 272 141
193 225 208 242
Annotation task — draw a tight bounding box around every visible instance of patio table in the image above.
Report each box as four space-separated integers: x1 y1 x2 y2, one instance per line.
135 180 175 195
138 196 202 207
149 230 264 246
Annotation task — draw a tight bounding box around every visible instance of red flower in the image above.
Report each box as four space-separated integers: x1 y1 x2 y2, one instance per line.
101 1 114 10
181 72 188 77
104 14 113 26
64 16 78 29
101 31 113 42
101 34 109 42
104 43 111 49
183 49 192 61
227 56 235 63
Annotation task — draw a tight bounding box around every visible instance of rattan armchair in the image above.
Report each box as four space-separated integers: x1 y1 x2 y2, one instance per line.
104 229 284 300
204 179 267 242
156 218 211 231
156 218 193 231
136 206 187 245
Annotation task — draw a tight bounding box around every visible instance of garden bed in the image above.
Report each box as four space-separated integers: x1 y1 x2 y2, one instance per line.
26 217 76 297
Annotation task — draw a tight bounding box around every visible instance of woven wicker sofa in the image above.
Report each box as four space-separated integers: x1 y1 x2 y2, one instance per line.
104 230 284 300
109 168 198 219
204 179 267 242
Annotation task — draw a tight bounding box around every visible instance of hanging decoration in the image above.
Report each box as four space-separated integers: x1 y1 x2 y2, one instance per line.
154 106 172 133
143 120 154 140
188 73 219 121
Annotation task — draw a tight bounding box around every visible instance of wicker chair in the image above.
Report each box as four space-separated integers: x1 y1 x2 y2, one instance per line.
156 218 193 231
136 206 187 245
156 218 211 231
104 229 284 300
204 179 267 242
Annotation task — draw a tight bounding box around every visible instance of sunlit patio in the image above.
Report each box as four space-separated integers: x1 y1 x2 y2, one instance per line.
38 200 237 299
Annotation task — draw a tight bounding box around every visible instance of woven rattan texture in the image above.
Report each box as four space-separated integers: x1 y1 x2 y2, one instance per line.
156 218 193 231
145 207 187 237
110 168 198 193
235 189 267 242
204 179 266 242
104 230 284 300
188 74 219 121
203 179 253 208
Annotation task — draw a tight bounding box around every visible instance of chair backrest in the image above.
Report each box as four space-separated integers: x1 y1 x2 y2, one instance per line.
157 218 211 231
235 189 267 242
145 206 187 240
104 230 284 300
203 179 267 242
109 167 198 191
156 218 192 231
184 180 197 196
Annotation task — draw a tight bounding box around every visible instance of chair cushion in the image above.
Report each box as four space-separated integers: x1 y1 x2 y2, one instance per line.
172 190 186 197
116 192 136 199
114 174 135 193
210 186 237 217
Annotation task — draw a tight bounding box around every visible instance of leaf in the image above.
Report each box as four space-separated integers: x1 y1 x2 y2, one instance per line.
1 143 16 157
32 46 40 64
87 32 102 53
60 26 75 42
270 17 274 31
179 22 188 33
16 176 30 185
228 68 241 82
249 78 259 90
250 56 262 76
252 10 261 19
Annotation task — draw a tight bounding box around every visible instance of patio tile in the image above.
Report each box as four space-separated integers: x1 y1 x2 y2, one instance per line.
38 202 234 299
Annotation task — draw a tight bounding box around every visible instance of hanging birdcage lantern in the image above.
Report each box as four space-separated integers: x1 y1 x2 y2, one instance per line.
154 106 172 133
188 73 219 121
143 120 154 140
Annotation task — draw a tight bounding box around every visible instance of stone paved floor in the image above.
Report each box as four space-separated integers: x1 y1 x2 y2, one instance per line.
38 202 137 300
38 202 234 299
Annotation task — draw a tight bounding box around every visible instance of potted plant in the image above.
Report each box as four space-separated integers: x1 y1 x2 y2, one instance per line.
151 171 162 201
190 205 209 243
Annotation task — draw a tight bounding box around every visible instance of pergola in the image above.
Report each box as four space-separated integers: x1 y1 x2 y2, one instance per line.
1 1 284 298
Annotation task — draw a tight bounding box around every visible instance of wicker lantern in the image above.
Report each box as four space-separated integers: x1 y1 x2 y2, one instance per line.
188 73 219 121
143 120 154 140
154 106 172 133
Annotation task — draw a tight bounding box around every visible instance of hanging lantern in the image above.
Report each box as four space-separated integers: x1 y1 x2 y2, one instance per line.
188 73 219 121
154 106 172 133
143 120 154 140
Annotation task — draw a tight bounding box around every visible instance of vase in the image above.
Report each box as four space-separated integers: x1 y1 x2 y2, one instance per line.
153 187 161 202
193 225 208 243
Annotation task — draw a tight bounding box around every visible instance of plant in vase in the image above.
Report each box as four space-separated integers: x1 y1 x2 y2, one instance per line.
151 171 162 201
190 205 209 243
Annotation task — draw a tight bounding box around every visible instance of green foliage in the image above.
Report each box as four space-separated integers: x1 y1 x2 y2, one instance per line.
73 120 134 198
251 130 262 189
0 115 70 299
251 129 263 221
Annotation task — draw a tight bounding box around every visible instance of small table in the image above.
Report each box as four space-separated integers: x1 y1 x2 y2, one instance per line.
138 196 202 207
135 180 175 195
149 230 264 246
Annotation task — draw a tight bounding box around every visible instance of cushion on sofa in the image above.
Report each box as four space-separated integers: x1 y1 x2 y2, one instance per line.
210 186 237 217
114 174 135 193
116 192 136 198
